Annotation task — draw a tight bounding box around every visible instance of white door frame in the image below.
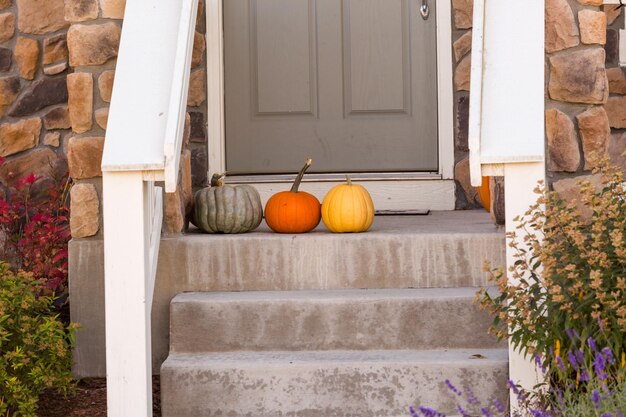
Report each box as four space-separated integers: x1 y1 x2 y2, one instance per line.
205 0 455 211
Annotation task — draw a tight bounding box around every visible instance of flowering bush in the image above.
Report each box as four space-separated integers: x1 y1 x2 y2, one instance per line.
477 160 626 379
410 337 626 417
0 262 76 416
0 156 71 297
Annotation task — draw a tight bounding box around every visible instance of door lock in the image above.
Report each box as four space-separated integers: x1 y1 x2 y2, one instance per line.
420 0 430 20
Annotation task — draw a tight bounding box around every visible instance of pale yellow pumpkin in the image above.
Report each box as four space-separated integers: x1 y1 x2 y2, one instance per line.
321 176 374 233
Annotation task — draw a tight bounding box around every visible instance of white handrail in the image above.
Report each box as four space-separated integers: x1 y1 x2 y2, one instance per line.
164 0 199 192
468 0 486 187
101 0 198 415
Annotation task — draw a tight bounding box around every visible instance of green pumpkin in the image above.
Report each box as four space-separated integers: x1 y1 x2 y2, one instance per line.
193 173 263 234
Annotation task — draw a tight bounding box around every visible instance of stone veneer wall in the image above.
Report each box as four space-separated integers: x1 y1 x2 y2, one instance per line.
451 0 626 218
0 0 208 239
545 0 626 197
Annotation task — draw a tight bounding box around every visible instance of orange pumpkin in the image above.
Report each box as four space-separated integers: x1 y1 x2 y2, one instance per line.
478 176 491 212
264 159 321 233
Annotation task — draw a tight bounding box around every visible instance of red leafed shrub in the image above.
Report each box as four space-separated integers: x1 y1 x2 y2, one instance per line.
0 156 72 298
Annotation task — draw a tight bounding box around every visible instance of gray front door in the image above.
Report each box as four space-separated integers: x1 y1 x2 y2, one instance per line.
224 0 438 175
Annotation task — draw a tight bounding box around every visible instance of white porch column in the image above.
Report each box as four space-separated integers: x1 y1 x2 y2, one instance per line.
504 162 545 407
103 171 154 417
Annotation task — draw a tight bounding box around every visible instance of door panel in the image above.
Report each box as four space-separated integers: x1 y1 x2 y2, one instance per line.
344 0 409 113
224 0 438 174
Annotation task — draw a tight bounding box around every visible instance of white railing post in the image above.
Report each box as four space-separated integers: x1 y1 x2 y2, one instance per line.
103 171 157 417
468 0 546 409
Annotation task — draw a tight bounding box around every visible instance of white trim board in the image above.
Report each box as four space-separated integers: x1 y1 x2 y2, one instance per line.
205 0 456 209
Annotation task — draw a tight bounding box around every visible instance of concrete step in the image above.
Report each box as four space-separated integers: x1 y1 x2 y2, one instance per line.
170 288 502 353
157 211 505 292
160 349 509 417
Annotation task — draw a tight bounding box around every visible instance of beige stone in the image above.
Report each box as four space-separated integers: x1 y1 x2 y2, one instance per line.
606 67 626 94
43 34 68 65
0 0 11 10
577 0 603 5
183 112 191 148
608 133 626 171
100 0 125 19
545 0 579 53
576 106 610 169
67 73 93 134
545 109 580 172
14 37 39 80
98 70 114 102
0 117 41 157
604 5 622 26
553 174 602 219
548 48 608 104
44 106 71 130
453 31 472 62
16 0 68 35
44 62 68 75
43 131 61 147
0 76 20 118
181 149 192 215
192 31 205 68
70 183 100 238
454 54 471 91
187 69 206 107
578 10 606 45
94 107 108 129
0 12 15 43
68 23 121 66
164 186 185 234
0 148 63 187
67 136 104 179
454 157 479 206
604 96 626 128
452 0 473 29
65 0 99 22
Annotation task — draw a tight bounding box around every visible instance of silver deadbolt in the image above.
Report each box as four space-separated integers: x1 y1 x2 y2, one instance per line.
420 0 430 20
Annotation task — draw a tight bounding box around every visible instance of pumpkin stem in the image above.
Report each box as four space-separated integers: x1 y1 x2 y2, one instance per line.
346 175 352 185
290 159 312 193
211 172 226 187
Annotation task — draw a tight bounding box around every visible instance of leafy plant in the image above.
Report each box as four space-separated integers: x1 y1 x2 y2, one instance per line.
0 262 76 416
0 157 71 297
476 159 626 378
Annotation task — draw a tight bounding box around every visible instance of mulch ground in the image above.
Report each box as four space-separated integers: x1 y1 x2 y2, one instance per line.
38 376 161 417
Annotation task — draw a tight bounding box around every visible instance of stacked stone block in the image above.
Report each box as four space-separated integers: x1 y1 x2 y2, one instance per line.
0 0 208 239
545 0 625 199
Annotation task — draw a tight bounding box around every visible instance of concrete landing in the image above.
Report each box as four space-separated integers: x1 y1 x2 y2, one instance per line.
70 211 505 377
161 349 509 417
170 288 502 353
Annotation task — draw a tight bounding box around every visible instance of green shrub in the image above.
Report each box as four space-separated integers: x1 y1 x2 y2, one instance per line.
0 262 75 416
477 159 626 382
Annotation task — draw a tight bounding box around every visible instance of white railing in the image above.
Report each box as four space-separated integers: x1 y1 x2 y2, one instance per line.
468 0 546 410
100 0 198 414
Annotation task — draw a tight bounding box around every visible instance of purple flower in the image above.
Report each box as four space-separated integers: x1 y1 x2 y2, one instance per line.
592 389 601 409
456 405 470 417
565 327 580 341
492 399 505 413
556 355 566 372
480 407 494 417
464 387 478 405
567 351 579 370
601 347 615 364
445 379 462 396
588 337 599 352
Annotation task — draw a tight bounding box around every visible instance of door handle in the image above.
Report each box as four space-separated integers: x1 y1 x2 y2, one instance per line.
420 0 430 20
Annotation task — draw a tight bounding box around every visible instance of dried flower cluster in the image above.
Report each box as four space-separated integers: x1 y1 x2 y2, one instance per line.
477 158 626 379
